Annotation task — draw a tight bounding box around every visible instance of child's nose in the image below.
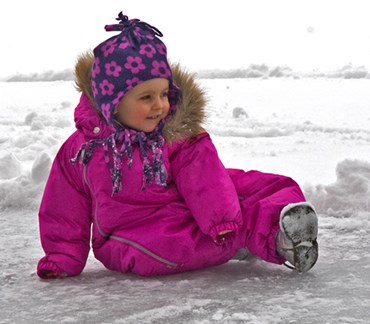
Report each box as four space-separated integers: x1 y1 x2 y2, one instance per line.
152 96 164 110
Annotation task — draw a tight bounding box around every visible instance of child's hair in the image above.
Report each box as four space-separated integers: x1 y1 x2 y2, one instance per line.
91 12 179 129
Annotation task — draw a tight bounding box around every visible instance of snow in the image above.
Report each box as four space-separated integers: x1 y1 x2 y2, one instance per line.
4 64 370 82
1 78 370 323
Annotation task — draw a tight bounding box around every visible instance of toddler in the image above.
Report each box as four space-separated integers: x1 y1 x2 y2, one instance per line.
37 13 318 279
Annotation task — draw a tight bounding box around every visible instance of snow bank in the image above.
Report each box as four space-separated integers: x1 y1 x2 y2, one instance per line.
0 140 54 210
305 159 370 229
208 106 370 140
308 64 370 79
0 82 76 210
197 64 370 79
305 159 370 215
4 64 370 82
6 69 74 82
197 64 295 79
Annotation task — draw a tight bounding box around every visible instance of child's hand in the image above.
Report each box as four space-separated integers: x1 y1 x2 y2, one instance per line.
38 269 64 279
215 230 234 245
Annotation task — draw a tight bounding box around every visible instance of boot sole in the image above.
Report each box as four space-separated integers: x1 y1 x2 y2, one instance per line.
280 203 319 272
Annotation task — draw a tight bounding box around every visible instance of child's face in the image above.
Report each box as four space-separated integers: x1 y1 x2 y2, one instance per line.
114 78 170 132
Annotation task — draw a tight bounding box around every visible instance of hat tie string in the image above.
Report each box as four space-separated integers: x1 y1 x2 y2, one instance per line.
104 12 163 38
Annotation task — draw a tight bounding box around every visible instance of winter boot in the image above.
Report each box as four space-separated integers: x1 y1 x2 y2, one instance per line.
276 202 318 273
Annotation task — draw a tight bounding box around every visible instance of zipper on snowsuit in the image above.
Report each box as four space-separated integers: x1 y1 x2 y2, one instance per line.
83 165 178 269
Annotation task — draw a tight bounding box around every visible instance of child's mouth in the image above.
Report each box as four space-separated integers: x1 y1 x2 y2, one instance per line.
147 115 161 120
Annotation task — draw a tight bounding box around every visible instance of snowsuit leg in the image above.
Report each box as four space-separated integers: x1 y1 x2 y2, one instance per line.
229 169 306 264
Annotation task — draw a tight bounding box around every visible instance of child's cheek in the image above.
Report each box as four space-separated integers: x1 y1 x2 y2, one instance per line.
136 107 150 120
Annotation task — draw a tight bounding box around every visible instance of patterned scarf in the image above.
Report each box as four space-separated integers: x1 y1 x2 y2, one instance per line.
71 123 167 196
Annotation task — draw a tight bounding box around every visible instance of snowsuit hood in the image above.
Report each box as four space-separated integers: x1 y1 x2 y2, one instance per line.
73 52 209 194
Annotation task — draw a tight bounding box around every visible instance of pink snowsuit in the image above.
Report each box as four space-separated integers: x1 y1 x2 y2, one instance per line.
37 63 306 278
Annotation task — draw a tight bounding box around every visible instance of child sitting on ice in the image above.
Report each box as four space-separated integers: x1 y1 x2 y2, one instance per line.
37 13 318 279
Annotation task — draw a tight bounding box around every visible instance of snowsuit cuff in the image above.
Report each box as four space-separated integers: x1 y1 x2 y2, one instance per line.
210 222 240 245
37 258 67 279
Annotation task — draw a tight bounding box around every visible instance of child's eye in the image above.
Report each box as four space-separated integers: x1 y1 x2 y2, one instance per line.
140 95 151 100
139 92 168 100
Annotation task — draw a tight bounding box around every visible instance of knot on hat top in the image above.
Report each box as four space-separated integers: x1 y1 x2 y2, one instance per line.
104 12 164 48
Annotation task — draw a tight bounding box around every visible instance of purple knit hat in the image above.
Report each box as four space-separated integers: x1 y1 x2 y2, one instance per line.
92 12 177 128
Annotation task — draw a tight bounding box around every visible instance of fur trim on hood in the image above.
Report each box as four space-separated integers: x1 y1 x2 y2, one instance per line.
74 51 206 142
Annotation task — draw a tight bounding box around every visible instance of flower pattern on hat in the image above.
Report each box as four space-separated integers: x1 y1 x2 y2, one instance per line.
112 91 125 106
105 61 122 77
101 40 117 57
151 61 171 78
125 77 141 91
99 79 115 96
119 37 130 50
156 43 167 56
124 56 146 74
139 44 156 58
92 80 98 97
92 58 101 77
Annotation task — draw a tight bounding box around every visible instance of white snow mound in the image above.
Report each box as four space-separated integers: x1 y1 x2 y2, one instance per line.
305 159 370 219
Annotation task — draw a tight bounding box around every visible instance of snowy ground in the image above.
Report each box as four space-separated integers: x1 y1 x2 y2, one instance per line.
1 78 370 323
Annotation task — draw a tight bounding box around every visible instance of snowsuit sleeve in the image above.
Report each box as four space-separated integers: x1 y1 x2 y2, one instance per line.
170 133 243 241
37 134 92 278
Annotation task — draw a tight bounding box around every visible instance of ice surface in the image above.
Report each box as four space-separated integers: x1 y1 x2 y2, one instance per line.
1 79 369 323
